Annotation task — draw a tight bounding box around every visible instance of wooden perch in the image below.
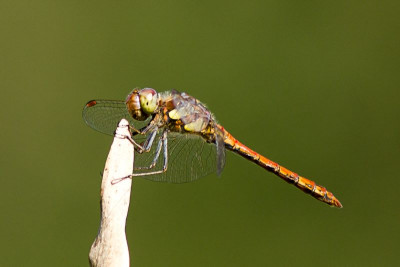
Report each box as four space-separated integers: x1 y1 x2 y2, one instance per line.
89 119 134 267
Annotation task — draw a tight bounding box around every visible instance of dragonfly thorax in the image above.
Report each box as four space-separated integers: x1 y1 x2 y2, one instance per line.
125 88 159 121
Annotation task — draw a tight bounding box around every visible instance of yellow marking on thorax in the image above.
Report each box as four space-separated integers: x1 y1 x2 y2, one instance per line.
184 118 208 132
168 109 180 120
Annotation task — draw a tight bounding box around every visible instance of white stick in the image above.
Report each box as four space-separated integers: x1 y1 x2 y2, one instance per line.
89 119 134 267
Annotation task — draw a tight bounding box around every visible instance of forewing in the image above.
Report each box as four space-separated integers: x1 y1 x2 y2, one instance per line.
133 131 219 183
82 100 151 136
83 99 224 183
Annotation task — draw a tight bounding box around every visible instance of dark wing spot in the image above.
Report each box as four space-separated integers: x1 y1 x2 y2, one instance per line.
85 100 97 107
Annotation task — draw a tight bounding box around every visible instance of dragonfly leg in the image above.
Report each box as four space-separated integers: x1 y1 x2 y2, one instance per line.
111 131 168 184
137 115 160 135
123 134 145 151
114 128 145 151
130 130 168 177
141 129 158 153
134 134 163 170
129 124 141 134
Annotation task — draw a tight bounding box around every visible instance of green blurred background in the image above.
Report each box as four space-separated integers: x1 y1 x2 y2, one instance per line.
1 0 399 266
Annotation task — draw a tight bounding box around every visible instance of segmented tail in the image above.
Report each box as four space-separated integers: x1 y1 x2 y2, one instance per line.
218 125 342 208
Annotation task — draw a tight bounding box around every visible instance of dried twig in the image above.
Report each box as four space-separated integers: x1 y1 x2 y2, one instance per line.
89 119 134 267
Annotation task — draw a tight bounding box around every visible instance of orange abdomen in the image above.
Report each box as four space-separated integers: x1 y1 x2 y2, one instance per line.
219 125 342 208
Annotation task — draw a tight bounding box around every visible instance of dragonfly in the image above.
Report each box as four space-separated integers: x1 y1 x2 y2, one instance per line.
83 88 342 208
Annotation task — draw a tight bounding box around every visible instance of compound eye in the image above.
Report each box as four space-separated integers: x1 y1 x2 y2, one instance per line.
139 88 158 114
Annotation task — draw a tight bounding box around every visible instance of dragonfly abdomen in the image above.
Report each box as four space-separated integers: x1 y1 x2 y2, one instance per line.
219 126 342 208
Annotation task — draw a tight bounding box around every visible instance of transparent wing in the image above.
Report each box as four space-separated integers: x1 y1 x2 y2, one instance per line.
82 100 151 136
82 99 224 183
134 131 220 183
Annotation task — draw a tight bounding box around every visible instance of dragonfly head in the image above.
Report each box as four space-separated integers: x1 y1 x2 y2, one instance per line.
126 88 159 121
